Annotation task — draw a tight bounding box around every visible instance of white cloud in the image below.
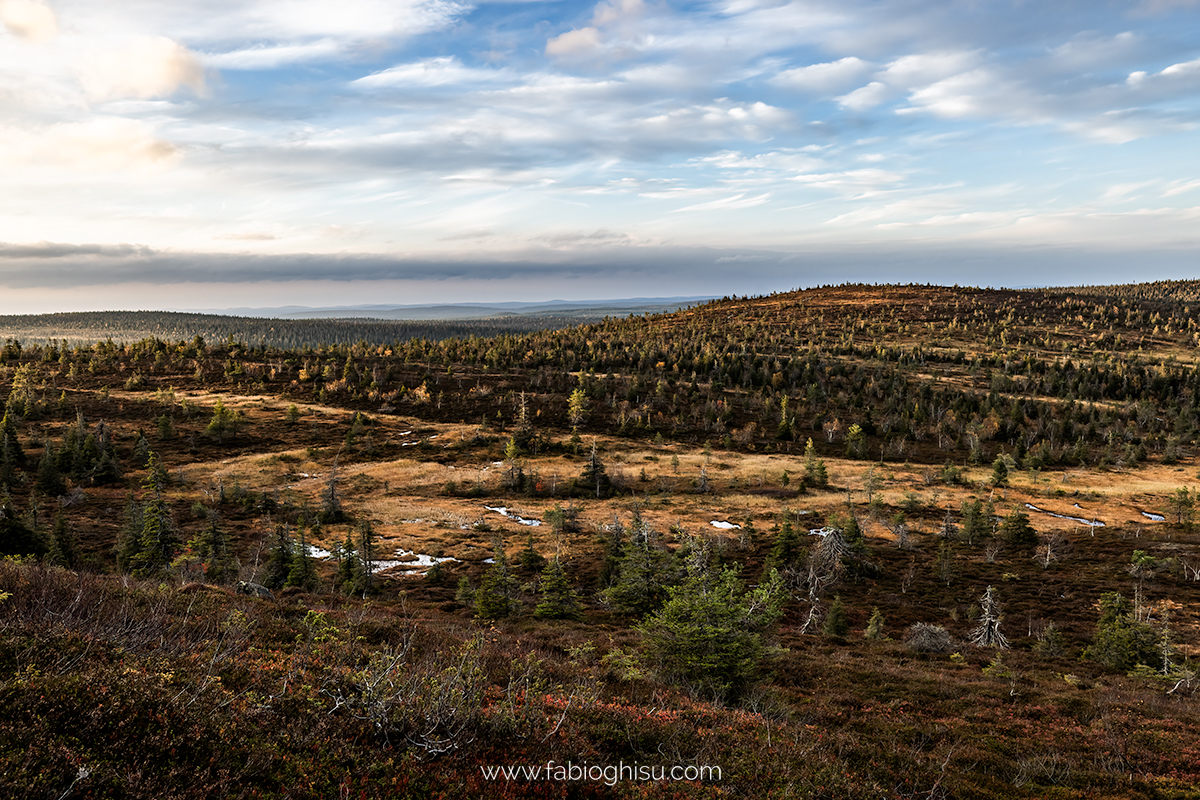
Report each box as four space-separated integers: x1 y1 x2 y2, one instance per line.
772 56 873 93
0 118 178 171
0 0 56 42
546 27 602 57
354 57 510 88
674 192 771 212
80 36 206 100
837 81 890 110
206 40 341 70
591 0 644 27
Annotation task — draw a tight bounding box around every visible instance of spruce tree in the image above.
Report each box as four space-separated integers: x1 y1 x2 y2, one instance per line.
823 594 850 639
476 536 519 618
35 441 66 496
262 523 294 590
46 512 76 568
534 558 582 620
518 530 546 574
599 513 672 616
638 560 785 703
803 438 828 488
864 607 886 640
129 452 177 577
578 442 612 499
334 534 356 594
286 518 321 592
999 509 1037 550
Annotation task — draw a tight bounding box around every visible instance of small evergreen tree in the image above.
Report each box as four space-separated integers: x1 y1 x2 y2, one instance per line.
334 534 356 594
455 575 476 607
35 442 66 496
823 594 850 639
518 530 546 574
578 442 612 499
46 511 76 568
999 509 1037 550
960 499 988 545
205 398 240 442
534 558 582 620
476 536 519 618
638 560 785 703
599 512 673 616
803 438 828 488
991 456 1009 487
262 522 294 590
129 452 177 577
864 607 886 640
1084 591 1160 671
0 494 45 558
194 515 237 585
285 518 321 592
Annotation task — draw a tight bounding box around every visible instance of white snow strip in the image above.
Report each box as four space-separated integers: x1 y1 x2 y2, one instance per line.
710 520 742 530
809 527 835 537
1142 511 1166 522
1025 503 1106 527
484 505 542 526
394 549 458 568
307 545 332 559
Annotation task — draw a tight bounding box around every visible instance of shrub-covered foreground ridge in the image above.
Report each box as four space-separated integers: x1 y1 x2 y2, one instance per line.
1 283 1200 798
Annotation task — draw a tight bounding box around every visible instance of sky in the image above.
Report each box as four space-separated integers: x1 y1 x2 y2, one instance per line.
1 0 1200 313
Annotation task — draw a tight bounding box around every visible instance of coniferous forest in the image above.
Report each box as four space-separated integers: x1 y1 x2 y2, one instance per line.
1 282 1200 798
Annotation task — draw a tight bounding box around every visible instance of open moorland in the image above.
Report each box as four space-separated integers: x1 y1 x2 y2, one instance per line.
2 282 1200 798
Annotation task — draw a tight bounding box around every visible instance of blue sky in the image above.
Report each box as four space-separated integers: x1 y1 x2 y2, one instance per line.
1 0 1199 312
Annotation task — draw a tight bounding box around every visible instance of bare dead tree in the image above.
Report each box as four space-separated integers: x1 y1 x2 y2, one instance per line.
969 585 1009 650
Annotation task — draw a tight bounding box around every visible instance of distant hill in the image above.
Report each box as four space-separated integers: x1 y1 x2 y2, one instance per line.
181 296 713 321
0 296 711 348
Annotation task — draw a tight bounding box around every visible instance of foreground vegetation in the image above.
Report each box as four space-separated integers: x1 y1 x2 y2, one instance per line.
1 282 1200 798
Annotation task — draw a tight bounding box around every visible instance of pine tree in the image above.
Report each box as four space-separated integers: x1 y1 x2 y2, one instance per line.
864 607 886 640
46 512 76 568
599 512 673 616
999 509 1037 550
476 536 519 618
534 558 582 620
129 452 177 577
285 518 321 592
35 441 66 496
823 594 850 639
334 534 356 594
637 559 785 703
205 398 240 442
518 530 546 574
803 438 828 488
578 442 612 499
262 523 294 590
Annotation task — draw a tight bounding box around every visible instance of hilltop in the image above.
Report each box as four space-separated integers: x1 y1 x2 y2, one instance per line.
0 282 1198 798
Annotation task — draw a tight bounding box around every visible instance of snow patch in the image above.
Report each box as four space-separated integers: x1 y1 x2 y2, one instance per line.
307 545 332 559
1025 503 1105 527
485 505 542 526
809 527 836 537
1142 511 1166 522
710 520 741 530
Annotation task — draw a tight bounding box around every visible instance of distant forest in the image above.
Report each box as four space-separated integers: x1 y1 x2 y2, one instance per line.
0 310 595 349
